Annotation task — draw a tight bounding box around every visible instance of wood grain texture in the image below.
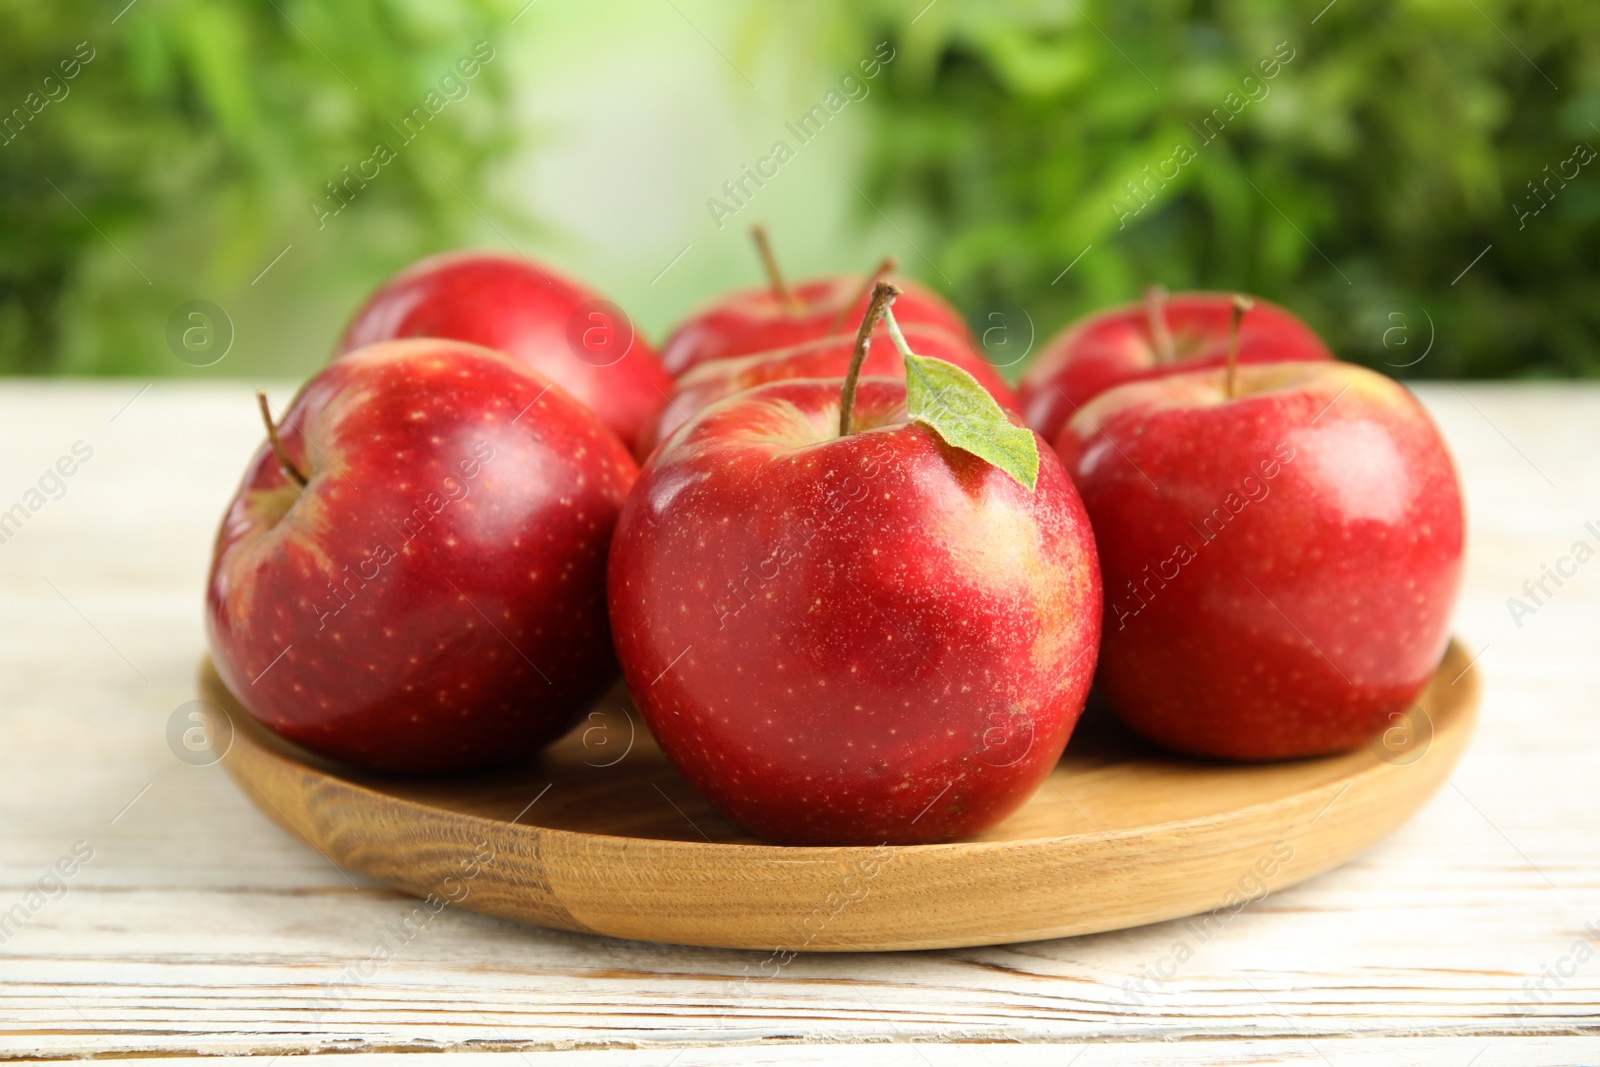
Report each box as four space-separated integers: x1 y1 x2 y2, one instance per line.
0 382 1596 1063
204 643 1478 952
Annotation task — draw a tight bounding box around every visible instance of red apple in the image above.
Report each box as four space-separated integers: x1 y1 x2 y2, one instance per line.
609 287 1101 845
336 250 670 454
1019 289 1332 446
1054 360 1464 760
659 232 970 376
206 339 638 774
643 323 1016 456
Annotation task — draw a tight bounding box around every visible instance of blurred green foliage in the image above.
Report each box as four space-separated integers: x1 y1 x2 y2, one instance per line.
4 0 1595 380
851 0 1600 379
0 0 519 375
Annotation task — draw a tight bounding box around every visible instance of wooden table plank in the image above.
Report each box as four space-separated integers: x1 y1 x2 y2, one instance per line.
0 382 1596 1061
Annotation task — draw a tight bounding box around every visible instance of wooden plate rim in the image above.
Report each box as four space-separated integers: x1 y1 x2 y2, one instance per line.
203 639 1480 950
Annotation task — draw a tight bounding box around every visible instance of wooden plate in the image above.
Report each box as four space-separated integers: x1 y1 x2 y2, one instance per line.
202 640 1478 952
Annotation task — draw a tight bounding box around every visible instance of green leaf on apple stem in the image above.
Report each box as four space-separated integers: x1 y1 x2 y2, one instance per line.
885 309 1040 491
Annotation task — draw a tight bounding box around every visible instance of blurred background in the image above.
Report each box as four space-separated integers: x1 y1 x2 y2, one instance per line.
2 0 1594 382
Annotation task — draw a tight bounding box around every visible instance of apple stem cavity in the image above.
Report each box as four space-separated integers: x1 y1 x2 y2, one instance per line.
837 281 1040 488
838 281 900 437
256 390 307 487
832 254 898 332
750 224 798 313
1145 284 1176 364
1224 294 1254 400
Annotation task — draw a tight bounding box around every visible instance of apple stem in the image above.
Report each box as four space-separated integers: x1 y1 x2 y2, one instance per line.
750 224 798 312
1223 294 1254 400
831 254 898 332
1145 284 1176 364
838 281 900 437
256 390 307 487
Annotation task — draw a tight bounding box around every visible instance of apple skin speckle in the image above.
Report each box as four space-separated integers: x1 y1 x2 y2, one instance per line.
1055 360 1465 760
609 378 1102 846
206 338 638 774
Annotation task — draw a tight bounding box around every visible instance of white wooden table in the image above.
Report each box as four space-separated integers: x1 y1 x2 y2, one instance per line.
0 381 1595 1065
